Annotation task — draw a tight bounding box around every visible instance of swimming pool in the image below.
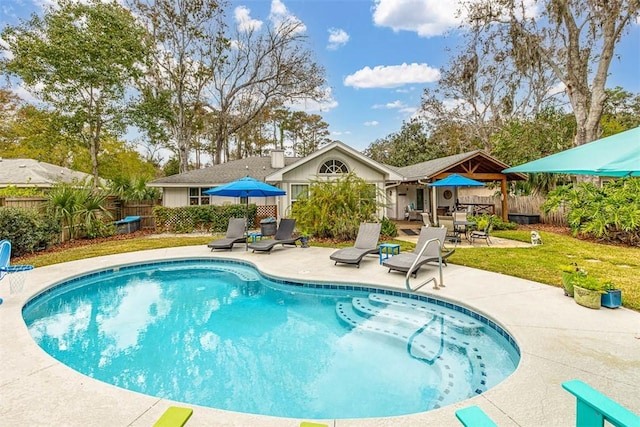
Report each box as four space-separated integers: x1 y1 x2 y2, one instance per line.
22 259 519 419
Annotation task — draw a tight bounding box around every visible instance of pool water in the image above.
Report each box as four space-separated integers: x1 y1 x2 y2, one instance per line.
23 260 519 419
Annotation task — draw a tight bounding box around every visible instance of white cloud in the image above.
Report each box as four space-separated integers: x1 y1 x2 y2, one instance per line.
269 0 306 33
372 0 462 37
327 28 349 50
344 63 440 89
287 87 338 113
235 6 263 33
364 121 379 126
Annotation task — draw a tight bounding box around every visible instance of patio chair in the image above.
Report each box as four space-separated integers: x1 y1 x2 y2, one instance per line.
0 239 11 281
329 222 382 268
383 226 454 277
248 218 301 253
469 216 494 246
207 218 247 251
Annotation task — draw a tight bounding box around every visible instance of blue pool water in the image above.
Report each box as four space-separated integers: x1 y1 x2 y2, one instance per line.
23 259 519 419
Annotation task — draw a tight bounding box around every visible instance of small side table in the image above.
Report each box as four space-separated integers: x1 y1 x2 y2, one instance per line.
247 232 262 243
379 243 400 264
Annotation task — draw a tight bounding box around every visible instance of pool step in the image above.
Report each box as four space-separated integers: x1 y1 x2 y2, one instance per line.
368 294 482 334
336 295 488 401
335 302 448 362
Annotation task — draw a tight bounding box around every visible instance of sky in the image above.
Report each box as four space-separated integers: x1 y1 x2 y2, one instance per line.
1 0 639 154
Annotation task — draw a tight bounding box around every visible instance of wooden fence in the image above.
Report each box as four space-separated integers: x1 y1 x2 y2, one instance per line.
460 194 568 226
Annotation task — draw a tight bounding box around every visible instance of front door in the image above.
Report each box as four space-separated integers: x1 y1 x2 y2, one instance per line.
416 188 424 211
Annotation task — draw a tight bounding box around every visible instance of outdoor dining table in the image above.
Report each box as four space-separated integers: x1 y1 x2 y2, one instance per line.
453 220 476 242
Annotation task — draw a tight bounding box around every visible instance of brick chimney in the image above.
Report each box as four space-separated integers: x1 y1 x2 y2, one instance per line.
270 149 285 169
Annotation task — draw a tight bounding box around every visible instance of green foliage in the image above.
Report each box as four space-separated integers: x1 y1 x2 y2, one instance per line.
289 173 383 240
0 185 44 197
380 217 398 238
45 181 113 240
110 176 161 201
542 178 640 245
1 0 150 183
469 214 515 231
153 204 254 234
364 119 447 167
0 207 60 256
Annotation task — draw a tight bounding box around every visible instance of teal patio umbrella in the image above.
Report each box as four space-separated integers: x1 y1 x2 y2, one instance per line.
203 177 286 250
502 127 640 177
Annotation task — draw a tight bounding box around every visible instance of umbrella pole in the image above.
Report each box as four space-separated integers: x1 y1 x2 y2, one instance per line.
245 197 249 251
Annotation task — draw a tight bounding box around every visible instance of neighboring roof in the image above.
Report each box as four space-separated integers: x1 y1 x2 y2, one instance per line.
149 155 299 187
0 158 95 188
266 141 404 182
394 150 526 182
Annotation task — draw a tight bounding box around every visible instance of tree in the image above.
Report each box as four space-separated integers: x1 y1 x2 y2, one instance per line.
206 18 326 164
1 0 149 186
0 104 81 166
462 0 639 173
286 111 331 157
127 0 226 173
364 119 447 166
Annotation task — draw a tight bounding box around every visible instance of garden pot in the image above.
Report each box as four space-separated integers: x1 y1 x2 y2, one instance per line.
561 272 574 297
601 289 621 309
300 237 309 248
573 285 601 309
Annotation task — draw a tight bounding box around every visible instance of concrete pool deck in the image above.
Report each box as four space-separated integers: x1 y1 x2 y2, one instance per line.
0 244 638 426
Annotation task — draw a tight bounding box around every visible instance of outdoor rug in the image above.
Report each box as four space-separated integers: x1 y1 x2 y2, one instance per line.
400 228 418 236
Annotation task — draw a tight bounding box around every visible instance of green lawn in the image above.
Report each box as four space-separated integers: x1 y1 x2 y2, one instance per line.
15 229 640 311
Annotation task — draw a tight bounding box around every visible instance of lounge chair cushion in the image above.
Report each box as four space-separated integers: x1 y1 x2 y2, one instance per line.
330 223 381 267
208 218 246 250
248 218 300 252
383 226 453 276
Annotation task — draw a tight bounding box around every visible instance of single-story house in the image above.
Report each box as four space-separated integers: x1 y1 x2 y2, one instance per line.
149 142 524 222
0 158 96 190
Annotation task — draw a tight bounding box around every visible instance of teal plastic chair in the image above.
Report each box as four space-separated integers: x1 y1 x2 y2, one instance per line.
0 239 11 281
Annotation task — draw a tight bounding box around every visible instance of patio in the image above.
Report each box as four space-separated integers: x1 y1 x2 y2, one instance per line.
0 245 638 426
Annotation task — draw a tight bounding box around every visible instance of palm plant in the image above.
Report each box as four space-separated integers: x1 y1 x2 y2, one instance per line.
46 180 114 240
290 172 383 240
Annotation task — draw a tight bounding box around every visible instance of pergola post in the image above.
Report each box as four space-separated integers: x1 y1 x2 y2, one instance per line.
501 178 508 222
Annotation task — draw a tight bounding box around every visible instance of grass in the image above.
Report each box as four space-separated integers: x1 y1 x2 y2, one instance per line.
15 229 640 311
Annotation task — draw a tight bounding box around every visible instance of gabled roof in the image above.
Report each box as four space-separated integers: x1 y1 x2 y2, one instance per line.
394 150 525 181
149 155 299 187
266 141 404 181
0 158 95 188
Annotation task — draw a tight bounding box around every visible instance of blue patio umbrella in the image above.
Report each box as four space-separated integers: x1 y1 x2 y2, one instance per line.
428 174 485 220
203 177 286 250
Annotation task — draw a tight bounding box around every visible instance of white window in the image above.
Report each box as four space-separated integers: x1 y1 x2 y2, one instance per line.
189 188 210 205
319 159 349 174
291 184 309 203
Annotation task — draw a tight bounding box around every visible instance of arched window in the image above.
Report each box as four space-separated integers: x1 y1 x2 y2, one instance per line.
319 159 349 174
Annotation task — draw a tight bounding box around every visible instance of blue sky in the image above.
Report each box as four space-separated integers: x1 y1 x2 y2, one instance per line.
2 0 639 153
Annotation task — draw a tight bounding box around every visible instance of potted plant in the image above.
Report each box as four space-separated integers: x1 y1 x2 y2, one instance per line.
560 263 584 297
299 231 310 248
601 281 622 309
572 273 604 309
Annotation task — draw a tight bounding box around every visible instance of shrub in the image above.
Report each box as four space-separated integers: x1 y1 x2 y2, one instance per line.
0 207 60 256
542 178 640 245
290 172 384 240
380 216 397 238
153 204 254 233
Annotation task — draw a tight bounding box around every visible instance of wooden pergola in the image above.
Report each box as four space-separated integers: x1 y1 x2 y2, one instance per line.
398 150 526 222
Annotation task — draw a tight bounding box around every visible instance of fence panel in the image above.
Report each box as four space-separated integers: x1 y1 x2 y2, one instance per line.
122 200 161 230
459 194 567 226
1 197 47 210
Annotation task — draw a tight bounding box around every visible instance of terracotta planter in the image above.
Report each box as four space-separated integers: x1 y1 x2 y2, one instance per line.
573 285 601 309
